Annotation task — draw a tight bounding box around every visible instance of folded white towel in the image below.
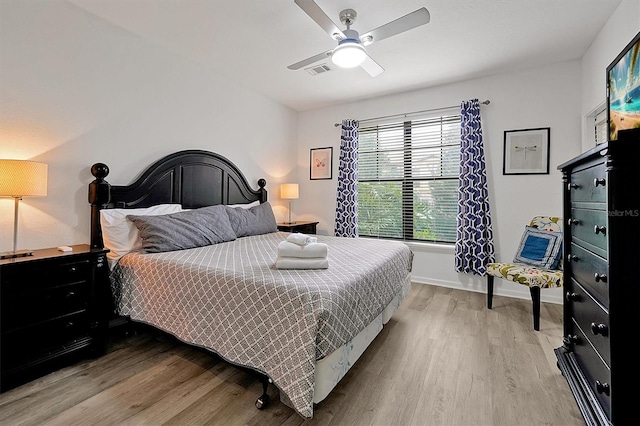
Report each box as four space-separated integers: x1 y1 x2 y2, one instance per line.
275 256 329 269
286 232 318 246
277 241 328 259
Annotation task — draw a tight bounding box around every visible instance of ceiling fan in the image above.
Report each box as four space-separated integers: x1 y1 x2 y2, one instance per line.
288 0 431 77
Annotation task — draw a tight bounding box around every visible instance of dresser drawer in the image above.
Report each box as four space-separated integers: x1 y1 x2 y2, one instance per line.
567 279 610 366
571 321 611 418
568 243 609 307
1 283 88 332
569 208 608 256
568 160 606 203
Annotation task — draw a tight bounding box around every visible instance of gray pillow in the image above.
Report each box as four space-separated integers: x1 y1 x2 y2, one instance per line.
225 201 277 237
127 205 237 253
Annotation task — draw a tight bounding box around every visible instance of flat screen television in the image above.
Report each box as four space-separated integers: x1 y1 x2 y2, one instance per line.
607 31 640 141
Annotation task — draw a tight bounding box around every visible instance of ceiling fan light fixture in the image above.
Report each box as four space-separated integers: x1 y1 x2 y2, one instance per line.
331 40 366 68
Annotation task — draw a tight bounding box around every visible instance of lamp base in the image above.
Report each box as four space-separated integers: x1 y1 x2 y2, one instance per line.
0 249 34 260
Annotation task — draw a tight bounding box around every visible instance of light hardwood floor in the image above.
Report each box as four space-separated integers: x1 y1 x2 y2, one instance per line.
0 284 584 426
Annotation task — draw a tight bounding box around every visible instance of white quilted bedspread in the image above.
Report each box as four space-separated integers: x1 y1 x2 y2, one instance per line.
111 232 412 418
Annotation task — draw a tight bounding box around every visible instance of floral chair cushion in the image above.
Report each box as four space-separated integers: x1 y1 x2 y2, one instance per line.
486 216 564 288
529 216 561 232
486 262 563 289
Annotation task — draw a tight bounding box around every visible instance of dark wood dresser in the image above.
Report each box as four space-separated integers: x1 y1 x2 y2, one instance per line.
0 244 110 392
556 130 640 425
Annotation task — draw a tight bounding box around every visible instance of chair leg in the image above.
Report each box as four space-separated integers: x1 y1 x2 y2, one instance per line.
530 286 541 331
487 275 494 309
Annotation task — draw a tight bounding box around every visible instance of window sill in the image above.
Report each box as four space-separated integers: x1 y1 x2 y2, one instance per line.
403 240 455 253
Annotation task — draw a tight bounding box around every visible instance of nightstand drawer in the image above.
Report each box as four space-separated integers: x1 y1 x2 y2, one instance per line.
1 283 88 332
568 279 610 366
1 311 91 370
277 221 319 234
568 243 609 307
1 259 90 294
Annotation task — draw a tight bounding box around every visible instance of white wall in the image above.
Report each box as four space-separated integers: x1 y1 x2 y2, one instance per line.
0 0 298 253
581 0 640 151
297 61 583 304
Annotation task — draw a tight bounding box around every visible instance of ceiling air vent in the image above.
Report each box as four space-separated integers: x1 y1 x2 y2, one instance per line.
305 64 332 75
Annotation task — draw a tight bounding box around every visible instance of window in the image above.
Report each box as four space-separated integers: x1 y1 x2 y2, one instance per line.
594 107 608 145
357 113 461 243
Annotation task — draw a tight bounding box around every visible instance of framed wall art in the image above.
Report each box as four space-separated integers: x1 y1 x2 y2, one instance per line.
310 147 333 180
503 127 550 175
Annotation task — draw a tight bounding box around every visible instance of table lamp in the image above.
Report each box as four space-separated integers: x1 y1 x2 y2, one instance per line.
0 159 48 259
280 183 299 225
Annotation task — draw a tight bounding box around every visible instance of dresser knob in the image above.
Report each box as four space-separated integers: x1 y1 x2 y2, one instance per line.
65 321 75 329
594 273 607 283
568 183 580 190
594 225 607 235
591 322 608 336
595 380 610 396
65 291 76 298
68 266 77 273
567 218 580 225
565 292 579 302
593 178 606 187
567 254 578 262
563 334 580 345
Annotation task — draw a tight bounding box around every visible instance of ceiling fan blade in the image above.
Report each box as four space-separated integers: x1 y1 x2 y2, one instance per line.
294 0 345 39
360 54 384 77
360 8 430 44
287 50 332 70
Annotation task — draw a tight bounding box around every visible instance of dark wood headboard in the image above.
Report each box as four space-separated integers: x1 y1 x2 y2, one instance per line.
88 150 267 249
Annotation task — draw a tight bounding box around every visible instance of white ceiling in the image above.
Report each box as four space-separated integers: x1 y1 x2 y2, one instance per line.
68 0 621 112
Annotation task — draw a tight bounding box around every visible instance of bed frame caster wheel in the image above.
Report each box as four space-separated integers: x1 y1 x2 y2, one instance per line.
255 394 270 409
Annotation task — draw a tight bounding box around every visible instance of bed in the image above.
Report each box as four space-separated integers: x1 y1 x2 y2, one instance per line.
88 150 413 418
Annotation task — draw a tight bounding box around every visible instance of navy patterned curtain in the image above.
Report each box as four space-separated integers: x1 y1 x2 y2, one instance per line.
334 119 359 237
455 99 495 275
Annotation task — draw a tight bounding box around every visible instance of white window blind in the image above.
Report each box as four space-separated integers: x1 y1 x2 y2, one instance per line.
594 108 608 145
357 113 461 243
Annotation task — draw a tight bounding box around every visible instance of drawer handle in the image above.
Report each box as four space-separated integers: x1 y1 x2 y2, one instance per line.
66 291 76 298
595 380 610 396
567 254 578 263
594 273 607 283
568 183 580 190
68 266 77 273
65 321 75 329
593 178 606 187
563 334 580 345
591 322 608 336
594 225 607 235
565 292 579 302
567 218 580 226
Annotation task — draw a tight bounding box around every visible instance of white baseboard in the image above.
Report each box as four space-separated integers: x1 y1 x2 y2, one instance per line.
410 275 563 305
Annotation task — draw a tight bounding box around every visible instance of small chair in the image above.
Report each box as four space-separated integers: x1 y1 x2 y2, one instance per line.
486 216 563 330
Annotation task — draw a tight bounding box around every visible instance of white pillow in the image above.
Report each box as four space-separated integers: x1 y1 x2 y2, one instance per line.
100 204 183 265
227 200 260 209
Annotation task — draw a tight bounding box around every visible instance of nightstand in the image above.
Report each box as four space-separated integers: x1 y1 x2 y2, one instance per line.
0 244 110 392
277 221 319 234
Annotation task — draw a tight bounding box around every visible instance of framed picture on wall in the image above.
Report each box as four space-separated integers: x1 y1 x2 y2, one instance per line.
310 147 333 180
503 127 550 175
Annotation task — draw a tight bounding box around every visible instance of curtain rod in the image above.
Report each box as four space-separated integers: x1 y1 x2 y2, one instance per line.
333 99 491 127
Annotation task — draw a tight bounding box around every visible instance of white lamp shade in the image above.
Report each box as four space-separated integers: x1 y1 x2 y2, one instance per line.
0 160 48 197
332 42 367 68
280 183 299 200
